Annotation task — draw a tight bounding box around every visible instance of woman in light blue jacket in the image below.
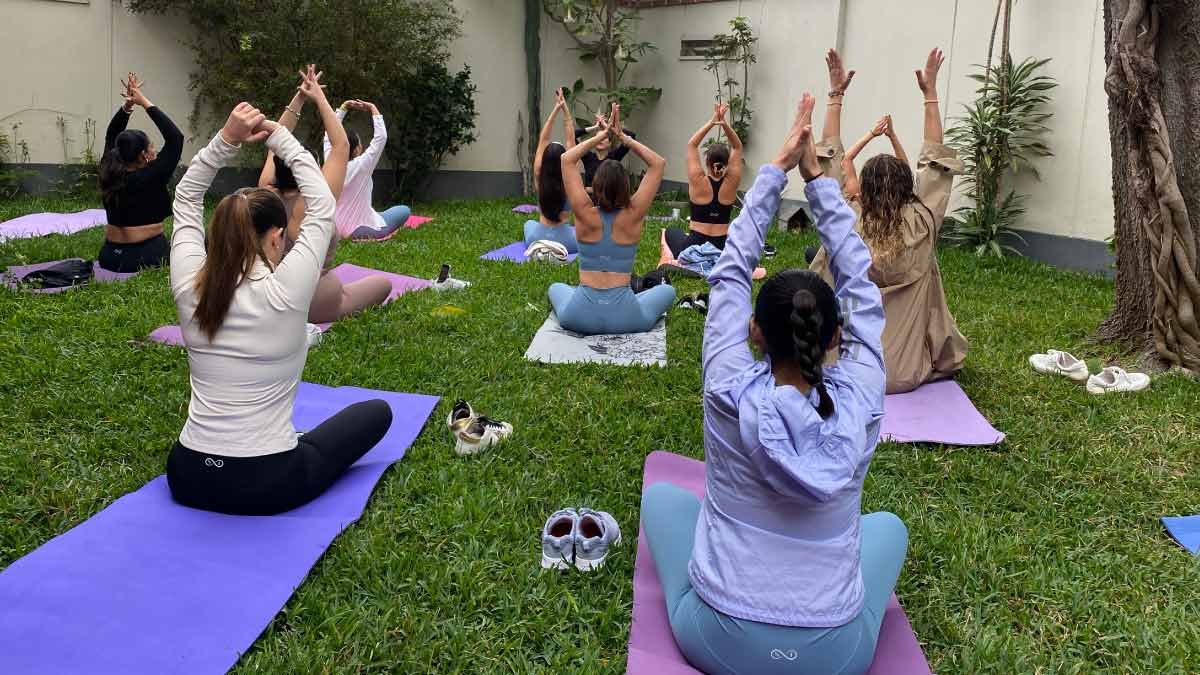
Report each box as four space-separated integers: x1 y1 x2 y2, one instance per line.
640 91 908 675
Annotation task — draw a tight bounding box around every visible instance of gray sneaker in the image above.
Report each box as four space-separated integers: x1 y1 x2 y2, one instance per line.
574 508 621 572
540 508 578 570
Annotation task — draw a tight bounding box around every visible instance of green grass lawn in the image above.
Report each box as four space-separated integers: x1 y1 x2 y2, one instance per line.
2 192 1199 673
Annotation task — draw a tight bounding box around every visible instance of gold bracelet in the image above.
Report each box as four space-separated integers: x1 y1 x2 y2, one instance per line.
827 102 843 107
924 99 939 104
285 105 301 118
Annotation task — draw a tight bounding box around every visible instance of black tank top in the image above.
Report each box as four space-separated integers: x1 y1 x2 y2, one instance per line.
688 176 734 225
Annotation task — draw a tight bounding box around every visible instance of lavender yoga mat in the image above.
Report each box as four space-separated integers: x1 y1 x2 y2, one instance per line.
480 241 578 264
882 380 1005 446
0 208 106 241
148 263 430 346
4 259 137 294
630 451 932 675
0 382 439 675
512 204 539 214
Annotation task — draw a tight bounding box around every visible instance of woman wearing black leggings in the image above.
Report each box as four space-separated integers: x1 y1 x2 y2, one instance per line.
165 96 392 516
97 73 184 272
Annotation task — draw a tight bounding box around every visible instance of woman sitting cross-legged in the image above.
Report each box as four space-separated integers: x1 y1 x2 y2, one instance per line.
97 72 184 272
323 99 412 241
258 66 391 324
165 102 392 516
640 92 907 675
524 87 578 253
552 104 675 335
809 48 968 394
663 102 743 258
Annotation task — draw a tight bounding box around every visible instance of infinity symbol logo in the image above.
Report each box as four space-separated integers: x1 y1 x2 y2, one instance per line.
204 457 224 468
770 649 798 661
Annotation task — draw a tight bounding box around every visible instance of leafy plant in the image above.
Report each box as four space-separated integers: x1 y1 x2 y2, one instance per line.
124 0 476 199
543 0 661 120
0 123 33 201
54 117 100 199
945 56 1056 257
702 16 757 146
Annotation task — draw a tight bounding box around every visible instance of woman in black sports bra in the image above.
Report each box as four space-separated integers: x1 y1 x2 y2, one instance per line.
664 104 743 258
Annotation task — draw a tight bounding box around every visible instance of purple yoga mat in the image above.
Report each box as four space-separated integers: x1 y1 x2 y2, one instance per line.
0 382 439 675
512 204 539 214
4 259 138 294
881 380 1005 446
0 209 107 241
480 241 578 264
148 263 430 346
630 451 932 675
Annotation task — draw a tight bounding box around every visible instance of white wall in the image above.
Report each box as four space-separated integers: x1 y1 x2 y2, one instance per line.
538 0 1115 242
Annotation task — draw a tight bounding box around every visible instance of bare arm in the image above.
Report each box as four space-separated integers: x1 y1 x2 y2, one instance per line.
258 90 306 188
916 48 946 144
686 117 716 182
534 91 565 179
821 49 855 144
561 132 603 220
624 132 667 218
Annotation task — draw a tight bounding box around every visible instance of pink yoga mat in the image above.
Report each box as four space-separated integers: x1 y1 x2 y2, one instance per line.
4 259 137 294
349 215 433 242
148 263 429 346
881 380 1004 446
630 451 932 675
0 209 107 241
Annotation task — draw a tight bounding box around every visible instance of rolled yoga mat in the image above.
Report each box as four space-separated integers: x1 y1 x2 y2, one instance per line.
629 450 932 675
0 382 439 675
881 380 1005 446
4 259 138 294
525 312 666 368
0 209 107 241
480 241 578 264
147 263 430 346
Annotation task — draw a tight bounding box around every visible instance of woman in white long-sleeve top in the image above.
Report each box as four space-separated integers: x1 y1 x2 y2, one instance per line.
323 100 411 240
165 102 392 516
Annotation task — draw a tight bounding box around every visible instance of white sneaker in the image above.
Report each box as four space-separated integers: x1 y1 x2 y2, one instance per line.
574 509 621 572
525 240 570 265
540 508 578 570
431 262 470 291
454 415 513 456
306 323 324 347
446 399 474 433
1029 349 1089 382
1086 366 1151 395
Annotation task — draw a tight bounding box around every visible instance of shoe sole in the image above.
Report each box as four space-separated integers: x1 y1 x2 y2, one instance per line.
1031 364 1089 382
574 532 622 572
541 553 572 570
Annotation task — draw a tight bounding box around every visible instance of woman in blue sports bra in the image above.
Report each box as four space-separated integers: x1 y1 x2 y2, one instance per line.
525 87 578 253
664 103 744 258
552 104 675 335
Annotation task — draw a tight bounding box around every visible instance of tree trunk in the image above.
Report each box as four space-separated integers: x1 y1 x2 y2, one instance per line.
1098 0 1200 372
524 0 542 193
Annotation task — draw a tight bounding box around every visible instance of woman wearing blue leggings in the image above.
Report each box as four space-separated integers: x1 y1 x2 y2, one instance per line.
552 104 674 335
640 92 908 675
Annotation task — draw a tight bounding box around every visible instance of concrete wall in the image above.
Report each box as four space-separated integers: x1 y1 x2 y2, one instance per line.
540 0 1116 248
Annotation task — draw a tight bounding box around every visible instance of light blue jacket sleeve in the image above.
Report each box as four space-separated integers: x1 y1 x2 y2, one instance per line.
805 178 885 400
702 164 788 391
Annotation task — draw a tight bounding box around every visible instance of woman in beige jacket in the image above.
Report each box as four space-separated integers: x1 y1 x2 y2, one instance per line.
809 48 968 394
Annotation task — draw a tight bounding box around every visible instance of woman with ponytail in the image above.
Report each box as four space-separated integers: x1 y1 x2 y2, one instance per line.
640 92 908 675
523 87 577 252
164 102 392 516
256 66 391 324
809 48 968 394
97 72 184 272
662 102 743 258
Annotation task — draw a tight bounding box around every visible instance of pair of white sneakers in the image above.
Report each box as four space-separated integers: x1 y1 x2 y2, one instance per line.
445 399 513 456
540 508 622 572
525 240 571 265
1029 349 1151 394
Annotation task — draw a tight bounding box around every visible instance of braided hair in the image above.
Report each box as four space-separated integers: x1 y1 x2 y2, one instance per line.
755 269 841 418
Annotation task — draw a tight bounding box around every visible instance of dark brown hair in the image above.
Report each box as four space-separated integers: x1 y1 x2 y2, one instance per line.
537 142 568 219
755 269 841 418
705 143 730 171
193 187 288 341
859 154 930 262
592 159 631 212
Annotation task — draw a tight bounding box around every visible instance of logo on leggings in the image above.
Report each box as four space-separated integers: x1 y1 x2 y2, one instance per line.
204 457 224 468
770 649 798 661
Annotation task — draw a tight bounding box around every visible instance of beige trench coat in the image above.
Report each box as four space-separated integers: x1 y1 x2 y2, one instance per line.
809 138 968 394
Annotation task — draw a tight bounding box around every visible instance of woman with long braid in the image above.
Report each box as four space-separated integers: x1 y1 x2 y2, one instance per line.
810 48 967 394
97 72 184 272
640 92 907 675
524 87 578 252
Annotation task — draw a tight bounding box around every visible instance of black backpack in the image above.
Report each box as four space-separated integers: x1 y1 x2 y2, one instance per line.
21 259 94 289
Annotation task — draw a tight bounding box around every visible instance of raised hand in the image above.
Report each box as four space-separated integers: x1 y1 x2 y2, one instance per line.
883 114 896 138
711 102 729 124
554 87 567 111
771 93 818 177
916 48 945 96
609 103 623 138
297 64 327 103
356 100 379 115
121 72 152 110
220 102 269 145
826 49 856 95
871 116 888 137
